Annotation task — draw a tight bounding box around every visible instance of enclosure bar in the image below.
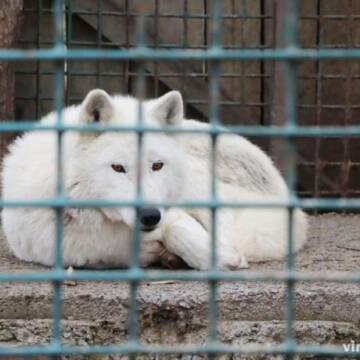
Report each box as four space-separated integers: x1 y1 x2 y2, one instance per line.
65 0 73 107
314 0 322 199
259 0 267 126
2 198 360 210
0 268 359 283
342 2 354 198
239 0 246 113
283 0 299 354
124 0 131 93
96 0 102 87
35 0 42 118
0 343 357 358
127 14 147 350
2 122 360 137
51 0 65 349
153 0 160 96
207 0 222 346
19 38 359 50
181 0 188 96
5 47 360 61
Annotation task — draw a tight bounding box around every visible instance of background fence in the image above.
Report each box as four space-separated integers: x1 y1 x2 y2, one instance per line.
9 0 360 199
0 0 359 359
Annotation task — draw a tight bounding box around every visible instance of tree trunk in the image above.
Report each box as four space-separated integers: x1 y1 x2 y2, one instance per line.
0 0 23 158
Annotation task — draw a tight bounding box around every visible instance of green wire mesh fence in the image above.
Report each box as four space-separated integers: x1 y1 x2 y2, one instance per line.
14 0 360 199
0 0 360 358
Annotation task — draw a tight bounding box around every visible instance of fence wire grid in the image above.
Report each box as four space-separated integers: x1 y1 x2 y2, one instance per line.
15 0 360 199
0 0 360 359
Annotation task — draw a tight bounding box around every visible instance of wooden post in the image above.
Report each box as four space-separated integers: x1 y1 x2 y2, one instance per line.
0 0 23 159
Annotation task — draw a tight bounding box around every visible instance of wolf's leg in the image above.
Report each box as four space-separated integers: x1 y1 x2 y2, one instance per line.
139 228 186 268
161 209 248 270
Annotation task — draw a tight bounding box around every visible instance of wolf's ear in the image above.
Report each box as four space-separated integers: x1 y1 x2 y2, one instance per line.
79 89 114 124
151 91 183 126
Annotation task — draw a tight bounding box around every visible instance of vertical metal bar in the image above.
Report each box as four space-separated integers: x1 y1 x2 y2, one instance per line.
242 0 248 18
314 0 322 200
283 0 299 357
208 0 221 349
65 0 72 106
128 10 146 356
181 0 188 96
342 1 353 198
96 0 102 87
154 0 159 96
35 0 42 118
203 1 208 82
52 0 65 353
270 0 287 175
124 0 130 93
239 0 245 117
259 0 266 126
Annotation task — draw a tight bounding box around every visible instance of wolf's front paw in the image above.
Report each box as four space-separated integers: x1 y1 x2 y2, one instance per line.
159 247 189 269
218 253 249 271
139 240 164 266
161 208 185 230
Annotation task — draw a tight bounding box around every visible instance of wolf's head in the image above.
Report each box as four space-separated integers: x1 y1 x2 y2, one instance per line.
69 89 185 231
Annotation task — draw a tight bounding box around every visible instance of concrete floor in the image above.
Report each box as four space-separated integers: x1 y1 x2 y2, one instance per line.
0 213 359 359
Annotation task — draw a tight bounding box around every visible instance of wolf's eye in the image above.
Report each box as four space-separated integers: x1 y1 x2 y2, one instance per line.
152 161 164 172
111 164 126 173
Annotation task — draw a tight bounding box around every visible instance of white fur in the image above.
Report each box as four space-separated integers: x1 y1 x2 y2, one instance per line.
1 90 307 269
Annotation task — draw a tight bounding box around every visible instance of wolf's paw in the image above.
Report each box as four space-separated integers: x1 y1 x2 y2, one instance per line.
159 247 189 269
218 253 249 271
139 240 164 266
161 208 186 229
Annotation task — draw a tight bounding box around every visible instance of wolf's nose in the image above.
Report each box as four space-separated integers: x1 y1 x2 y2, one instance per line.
139 208 161 229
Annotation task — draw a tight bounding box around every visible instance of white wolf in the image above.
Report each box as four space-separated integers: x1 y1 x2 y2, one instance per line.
1 89 307 270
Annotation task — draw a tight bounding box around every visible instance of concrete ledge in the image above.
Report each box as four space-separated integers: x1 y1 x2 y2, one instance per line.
0 214 360 354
